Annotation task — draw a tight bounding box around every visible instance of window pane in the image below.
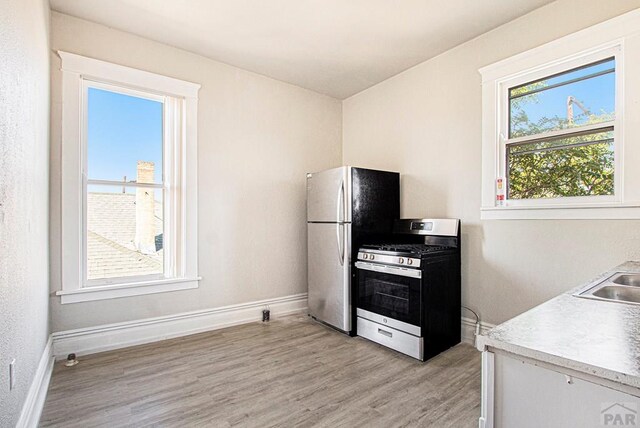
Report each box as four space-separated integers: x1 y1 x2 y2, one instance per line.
507 131 614 200
509 58 615 138
87 185 164 280
87 87 163 184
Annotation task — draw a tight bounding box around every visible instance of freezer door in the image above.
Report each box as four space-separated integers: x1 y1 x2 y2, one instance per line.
307 222 351 332
350 167 399 232
307 167 351 223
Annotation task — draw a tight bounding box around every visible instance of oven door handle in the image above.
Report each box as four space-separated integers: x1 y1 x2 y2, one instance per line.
355 261 422 279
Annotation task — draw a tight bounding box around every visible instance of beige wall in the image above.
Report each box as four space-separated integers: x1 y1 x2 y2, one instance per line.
49 12 342 331
343 0 640 325
0 0 50 425
50 1 640 333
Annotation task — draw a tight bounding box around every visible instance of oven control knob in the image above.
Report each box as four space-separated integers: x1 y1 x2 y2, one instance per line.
407 259 413 265
363 254 368 260
370 255 375 261
398 257 404 264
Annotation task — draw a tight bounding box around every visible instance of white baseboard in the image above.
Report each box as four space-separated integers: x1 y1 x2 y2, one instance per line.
51 294 489 360
461 316 496 346
52 293 308 359
16 336 54 428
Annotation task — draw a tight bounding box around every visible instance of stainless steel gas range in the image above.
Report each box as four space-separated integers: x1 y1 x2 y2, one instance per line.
355 219 461 361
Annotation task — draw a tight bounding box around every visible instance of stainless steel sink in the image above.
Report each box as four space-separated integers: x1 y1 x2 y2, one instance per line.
575 272 640 306
612 274 640 287
592 285 640 303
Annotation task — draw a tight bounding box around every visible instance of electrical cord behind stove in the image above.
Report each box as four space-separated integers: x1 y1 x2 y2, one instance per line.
461 305 481 347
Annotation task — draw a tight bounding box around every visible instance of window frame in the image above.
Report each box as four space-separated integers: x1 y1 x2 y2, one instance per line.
497 47 622 208
480 9 640 220
57 51 201 303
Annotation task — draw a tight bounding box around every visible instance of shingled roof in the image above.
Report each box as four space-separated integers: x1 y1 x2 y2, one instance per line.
87 192 163 280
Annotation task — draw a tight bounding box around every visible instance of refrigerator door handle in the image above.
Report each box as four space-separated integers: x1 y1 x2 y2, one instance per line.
336 179 344 223
340 178 346 223
336 223 344 266
336 179 345 266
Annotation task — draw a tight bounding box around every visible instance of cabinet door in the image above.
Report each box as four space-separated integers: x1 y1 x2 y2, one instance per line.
492 352 639 428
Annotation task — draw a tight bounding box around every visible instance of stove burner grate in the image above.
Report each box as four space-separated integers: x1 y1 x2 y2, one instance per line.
362 243 452 256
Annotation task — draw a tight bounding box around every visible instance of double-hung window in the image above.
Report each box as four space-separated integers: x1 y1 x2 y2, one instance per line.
85 82 167 283
480 10 640 219
504 56 617 204
57 52 201 303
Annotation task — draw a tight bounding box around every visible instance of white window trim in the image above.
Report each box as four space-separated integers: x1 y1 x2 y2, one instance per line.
57 51 201 303
479 9 640 220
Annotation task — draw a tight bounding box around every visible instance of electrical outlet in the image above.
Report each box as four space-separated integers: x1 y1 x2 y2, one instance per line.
9 359 16 391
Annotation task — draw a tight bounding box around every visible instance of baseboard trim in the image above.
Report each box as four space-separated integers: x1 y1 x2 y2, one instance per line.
16 336 54 428
52 296 489 359
52 293 308 359
461 316 496 346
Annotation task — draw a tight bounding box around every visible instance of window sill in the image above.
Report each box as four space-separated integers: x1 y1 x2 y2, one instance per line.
480 204 640 220
56 277 201 304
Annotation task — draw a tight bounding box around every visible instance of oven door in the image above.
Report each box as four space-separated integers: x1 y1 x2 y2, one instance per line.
356 261 422 328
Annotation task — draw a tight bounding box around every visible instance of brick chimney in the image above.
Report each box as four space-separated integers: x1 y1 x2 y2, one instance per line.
135 161 156 254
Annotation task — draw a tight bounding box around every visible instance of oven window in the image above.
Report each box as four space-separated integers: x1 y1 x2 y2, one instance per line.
358 269 421 326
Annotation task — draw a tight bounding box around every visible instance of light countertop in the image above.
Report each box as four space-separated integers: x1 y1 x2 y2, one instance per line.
477 261 640 391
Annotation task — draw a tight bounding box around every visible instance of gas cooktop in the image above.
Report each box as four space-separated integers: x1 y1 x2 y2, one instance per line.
360 243 452 257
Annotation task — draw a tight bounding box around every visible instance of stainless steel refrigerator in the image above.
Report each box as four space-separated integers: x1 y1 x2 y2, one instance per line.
306 166 399 334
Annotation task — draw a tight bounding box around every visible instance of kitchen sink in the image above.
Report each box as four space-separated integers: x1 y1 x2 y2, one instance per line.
612 274 640 287
591 285 640 304
575 272 640 306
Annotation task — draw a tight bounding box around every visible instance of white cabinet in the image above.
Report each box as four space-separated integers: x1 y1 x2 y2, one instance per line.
480 350 640 428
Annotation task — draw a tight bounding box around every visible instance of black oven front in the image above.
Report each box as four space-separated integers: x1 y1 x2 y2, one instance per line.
356 262 422 328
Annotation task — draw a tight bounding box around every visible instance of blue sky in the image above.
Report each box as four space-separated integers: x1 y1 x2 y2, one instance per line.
510 58 615 136
87 87 163 185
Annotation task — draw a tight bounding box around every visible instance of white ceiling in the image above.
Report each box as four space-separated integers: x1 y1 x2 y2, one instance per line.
50 0 555 99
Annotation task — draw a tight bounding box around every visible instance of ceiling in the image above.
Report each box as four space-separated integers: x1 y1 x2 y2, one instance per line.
50 0 555 99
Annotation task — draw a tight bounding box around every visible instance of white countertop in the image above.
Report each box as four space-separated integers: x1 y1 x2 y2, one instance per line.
477 261 640 391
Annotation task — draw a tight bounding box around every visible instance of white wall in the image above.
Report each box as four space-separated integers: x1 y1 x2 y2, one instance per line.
0 0 51 425
49 1 640 334
49 12 342 332
343 0 640 325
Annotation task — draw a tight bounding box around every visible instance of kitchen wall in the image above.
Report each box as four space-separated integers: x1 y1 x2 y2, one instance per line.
0 0 51 425
49 12 342 331
343 0 640 325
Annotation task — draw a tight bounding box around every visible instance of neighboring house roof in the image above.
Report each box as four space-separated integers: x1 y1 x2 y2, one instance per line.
86 192 163 280
87 230 163 279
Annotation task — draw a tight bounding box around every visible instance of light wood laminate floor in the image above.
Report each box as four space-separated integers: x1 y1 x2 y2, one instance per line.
40 314 480 427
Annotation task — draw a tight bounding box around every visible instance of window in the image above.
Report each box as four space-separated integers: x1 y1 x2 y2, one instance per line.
86 84 165 283
480 9 640 220
505 58 616 201
58 52 200 303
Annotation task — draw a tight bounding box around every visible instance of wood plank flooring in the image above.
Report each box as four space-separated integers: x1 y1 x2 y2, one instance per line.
40 314 481 427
